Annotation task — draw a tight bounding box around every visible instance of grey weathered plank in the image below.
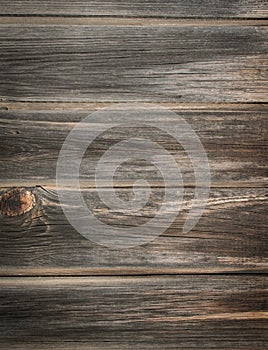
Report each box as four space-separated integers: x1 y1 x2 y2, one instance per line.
0 108 267 186
0 276 267 349
0 186 267 274
0 3 266 349
0 25 267 103
0 0 267 18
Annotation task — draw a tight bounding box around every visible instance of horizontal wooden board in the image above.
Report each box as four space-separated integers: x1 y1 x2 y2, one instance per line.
0 0 267 18
0 102 267 111
0 186 267 274
0 276 267 349
0 25 267 103
1 17 267 26
0 108 267 186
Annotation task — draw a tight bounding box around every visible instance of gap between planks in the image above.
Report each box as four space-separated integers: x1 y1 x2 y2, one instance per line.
0 16 267 26
1 182 267 189
1 268 268 277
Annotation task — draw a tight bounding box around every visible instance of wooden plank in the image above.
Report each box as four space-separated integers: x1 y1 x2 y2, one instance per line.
0 17 267 26
0 276 267 349
0 108 267 187
0 25 267 103
1 102 267 111
0 0 267 19
0 186 267 274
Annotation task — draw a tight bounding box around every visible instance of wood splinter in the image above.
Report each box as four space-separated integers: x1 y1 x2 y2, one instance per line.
0 188 36 217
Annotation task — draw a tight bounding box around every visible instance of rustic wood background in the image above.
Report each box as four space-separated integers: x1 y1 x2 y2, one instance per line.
0 1 267 349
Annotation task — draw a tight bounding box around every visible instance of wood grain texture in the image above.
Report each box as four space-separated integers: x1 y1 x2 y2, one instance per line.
0 276 267 349
0 0 267 18
0 102 267 111
1 17 267 26
0 186 267 274
0 25 267 103
0 107 267 186
0 1 266 348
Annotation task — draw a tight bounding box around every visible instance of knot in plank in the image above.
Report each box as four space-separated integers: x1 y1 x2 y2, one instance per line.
0 188 36 217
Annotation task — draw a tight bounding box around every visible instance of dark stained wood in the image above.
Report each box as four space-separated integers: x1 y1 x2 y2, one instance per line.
0 107 267 186
0 276 267 349
1 106 266 274
0 1 266 347
0 186 267 274
0 0 267 18
0 25 267 103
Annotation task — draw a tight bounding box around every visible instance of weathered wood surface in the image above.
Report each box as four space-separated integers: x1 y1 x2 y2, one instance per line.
0 0 267 18
0 106 266 273
0 276 267 349
0 25 267 102
0 107 267 186
0 186 267 274
0 0 267 348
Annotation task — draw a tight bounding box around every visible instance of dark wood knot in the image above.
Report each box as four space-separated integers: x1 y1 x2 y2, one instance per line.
0 187 36 217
